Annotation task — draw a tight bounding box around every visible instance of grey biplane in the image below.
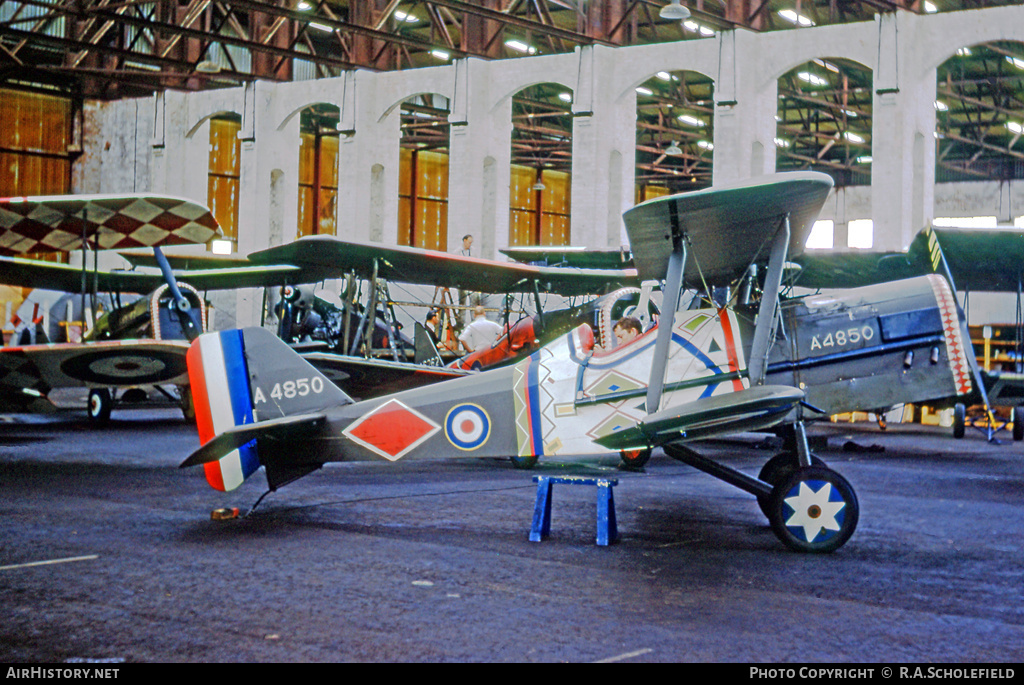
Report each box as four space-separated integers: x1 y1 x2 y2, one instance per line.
180 172 976 553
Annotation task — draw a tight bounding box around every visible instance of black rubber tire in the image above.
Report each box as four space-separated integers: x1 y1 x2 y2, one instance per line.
756 452 827 518
88 388 112 425
767 466 859 553
618 448 652 469
509 455 538 469
1014 406 1024 442
953 403 966 439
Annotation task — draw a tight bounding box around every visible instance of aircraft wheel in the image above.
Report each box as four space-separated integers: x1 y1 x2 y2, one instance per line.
509 455 538 469
767 466 859 554
88 388 112 425
1014 406 1024 442
618 448 652 469
756 452 826 518
952 403 966 439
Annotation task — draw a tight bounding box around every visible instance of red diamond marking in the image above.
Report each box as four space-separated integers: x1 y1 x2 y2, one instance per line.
343 399 439 461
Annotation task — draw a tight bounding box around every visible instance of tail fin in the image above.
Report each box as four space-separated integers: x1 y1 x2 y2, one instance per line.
186 327 350 491
916 227 993 425
413 322 444 366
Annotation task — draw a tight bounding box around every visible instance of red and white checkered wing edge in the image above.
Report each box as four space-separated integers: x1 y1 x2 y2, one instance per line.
0 194 222 256
927 274 974 396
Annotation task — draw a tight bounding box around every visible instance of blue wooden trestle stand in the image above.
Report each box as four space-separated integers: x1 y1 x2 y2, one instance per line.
529 475 619 546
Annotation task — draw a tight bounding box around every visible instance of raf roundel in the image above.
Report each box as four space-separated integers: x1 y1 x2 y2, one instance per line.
445 403 491 451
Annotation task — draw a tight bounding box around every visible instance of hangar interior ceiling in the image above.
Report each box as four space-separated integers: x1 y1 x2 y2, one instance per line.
1 0 1023 190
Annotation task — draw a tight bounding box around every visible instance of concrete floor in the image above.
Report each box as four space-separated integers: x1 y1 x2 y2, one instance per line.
1 403 1023 663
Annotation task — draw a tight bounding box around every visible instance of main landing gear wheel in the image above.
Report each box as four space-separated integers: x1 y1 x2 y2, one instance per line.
509 455 538 469
1013 406 1024 442
88 388 112 425
756 452 826 517
618 448 652 470
180 387 196 422
767 466 859 553
952 403 966 439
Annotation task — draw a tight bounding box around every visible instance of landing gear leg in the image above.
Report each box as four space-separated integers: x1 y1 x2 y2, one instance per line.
761 422 858 552
953 403 966 439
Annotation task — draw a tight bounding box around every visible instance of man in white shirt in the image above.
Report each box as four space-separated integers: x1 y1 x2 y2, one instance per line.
459 305 502 352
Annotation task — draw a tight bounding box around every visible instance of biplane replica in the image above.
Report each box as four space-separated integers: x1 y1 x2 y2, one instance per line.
0 193 292 422
793 224 1024 440
242 237 644 397
180 171 979 553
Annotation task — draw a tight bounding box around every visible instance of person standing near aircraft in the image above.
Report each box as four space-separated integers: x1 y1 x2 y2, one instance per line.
459 305 502 352
461 234 473 256
613 316 643 347
424 309 441 347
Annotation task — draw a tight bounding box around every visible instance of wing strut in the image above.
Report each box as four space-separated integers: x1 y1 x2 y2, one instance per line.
646 208 687 415
747 216 791 386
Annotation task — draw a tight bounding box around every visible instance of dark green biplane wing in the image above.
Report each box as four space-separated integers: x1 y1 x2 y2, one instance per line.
248 236 640 296
793 226 1024 292
499 246 634 270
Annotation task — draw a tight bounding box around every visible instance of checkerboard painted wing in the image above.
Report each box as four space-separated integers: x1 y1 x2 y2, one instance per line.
0 194 221 256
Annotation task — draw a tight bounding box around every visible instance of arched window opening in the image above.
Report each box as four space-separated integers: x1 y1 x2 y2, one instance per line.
297 103 340 238
207 113 241 251
634 69 714 199
776 58 873 187
509 84 573 246
935 41 1024 183
398 94 450 250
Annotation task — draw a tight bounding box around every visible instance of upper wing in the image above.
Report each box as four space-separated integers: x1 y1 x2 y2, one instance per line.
793 226 1024 293
931 226 1024 292
790 250 915 289
0 194 221 256
248 236 640 296
622 172 834 286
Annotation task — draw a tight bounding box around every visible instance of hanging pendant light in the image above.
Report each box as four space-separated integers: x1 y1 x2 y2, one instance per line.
659 0 691 20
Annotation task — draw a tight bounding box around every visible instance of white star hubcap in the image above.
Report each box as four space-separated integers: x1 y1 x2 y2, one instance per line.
784 480 846 543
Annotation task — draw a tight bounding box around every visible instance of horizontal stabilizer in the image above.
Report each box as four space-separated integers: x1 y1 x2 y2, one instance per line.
595 385 804 450
180 412 326 468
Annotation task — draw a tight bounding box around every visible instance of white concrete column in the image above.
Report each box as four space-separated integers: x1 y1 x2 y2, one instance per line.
712 31 778 185
231 86 302 327
569 46 636 249
446 58 515 259
870 14 936 251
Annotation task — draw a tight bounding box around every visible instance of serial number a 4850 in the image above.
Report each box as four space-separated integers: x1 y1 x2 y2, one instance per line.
809 325 875 353
253 376 326 404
